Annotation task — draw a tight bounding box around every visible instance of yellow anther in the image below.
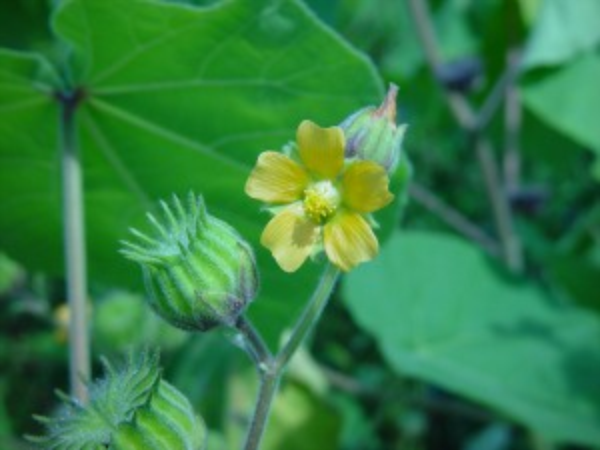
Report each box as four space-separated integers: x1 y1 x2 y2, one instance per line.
303 181 340 224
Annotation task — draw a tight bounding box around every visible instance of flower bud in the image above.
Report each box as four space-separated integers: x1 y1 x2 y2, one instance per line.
121 193 258 332
30 352 206 450
340 84 407 173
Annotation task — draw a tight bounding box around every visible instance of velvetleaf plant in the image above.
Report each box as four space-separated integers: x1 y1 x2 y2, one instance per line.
7 0 600 447
33 86 408 450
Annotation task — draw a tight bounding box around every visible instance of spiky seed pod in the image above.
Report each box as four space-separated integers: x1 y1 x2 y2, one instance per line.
29 352 206 450
340 84 407 174
121 193 259 331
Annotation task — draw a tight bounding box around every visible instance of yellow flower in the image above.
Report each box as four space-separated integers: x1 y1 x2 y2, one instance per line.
245 120 394 273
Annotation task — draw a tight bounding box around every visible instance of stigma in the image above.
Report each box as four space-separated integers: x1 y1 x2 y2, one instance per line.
303 181 340 223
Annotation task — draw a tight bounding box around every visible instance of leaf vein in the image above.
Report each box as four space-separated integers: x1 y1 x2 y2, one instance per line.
88 98 250 172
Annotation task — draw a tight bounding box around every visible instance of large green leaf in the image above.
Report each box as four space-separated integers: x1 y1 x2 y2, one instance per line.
523 0 600 68
0 0 52 51
0 0 384 346
0 50 62 273
344 231 600 445
522 53 600 157
521 0 600 158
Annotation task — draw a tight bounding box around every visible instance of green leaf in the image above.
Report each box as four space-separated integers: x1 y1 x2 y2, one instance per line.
519 107 586 174
0 49 62 274
594 157 600 182
549 203 600 313
464 423 512 450
523 0 600 69
549 254 600 313
0 0 52 51
344 231 600 445
521 0 600 159
522 53 600 156
0 0 384 346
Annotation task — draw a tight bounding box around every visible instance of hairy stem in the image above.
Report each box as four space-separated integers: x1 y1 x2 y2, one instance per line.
503 49 522 194
242 371 280 450
476 55 521 131
275 262 340 371
473 137 521 271
235 315 273 370
58 88 90 402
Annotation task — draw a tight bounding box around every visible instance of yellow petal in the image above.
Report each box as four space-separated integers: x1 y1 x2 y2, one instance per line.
261 205 319 272
341 160 394 213
324 211 378 271
297 120 345 179
245 151 309 203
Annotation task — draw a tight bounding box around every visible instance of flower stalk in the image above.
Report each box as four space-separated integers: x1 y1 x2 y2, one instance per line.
238 96 405 448
275 262 340 371
242 371 280 450
238 262 340 450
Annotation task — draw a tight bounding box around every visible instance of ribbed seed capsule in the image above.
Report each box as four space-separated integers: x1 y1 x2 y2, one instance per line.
121 193 259 331
112 381 204 449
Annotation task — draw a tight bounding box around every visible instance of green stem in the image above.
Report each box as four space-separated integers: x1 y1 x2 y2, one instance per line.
235 315 273 369
240 262 340 450
275 262 340 371
242 371 280 450
59 89 90 403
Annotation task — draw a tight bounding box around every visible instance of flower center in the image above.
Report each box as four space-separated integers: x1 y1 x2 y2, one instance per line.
303 181 340 224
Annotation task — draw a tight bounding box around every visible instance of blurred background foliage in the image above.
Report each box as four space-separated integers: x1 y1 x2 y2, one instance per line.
0 0 599 449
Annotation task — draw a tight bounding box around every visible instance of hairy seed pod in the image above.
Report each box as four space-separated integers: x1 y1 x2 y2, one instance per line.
30 352 206 450
111 380 205 449
121 193 259 331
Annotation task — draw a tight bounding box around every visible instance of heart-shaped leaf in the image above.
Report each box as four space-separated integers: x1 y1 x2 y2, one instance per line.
344 231 600 445
0 0 386 346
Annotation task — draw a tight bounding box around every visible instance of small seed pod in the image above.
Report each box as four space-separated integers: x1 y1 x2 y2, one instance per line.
340 84 407 174
121 193 259 331
29 352 206 450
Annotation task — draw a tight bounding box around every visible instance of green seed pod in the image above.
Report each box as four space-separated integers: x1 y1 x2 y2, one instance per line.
121 193 259 331
29 352 206 450
111 381 204 450
340 84 407 174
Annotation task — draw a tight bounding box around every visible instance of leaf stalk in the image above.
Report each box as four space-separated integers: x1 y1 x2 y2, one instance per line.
58 88 90 403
